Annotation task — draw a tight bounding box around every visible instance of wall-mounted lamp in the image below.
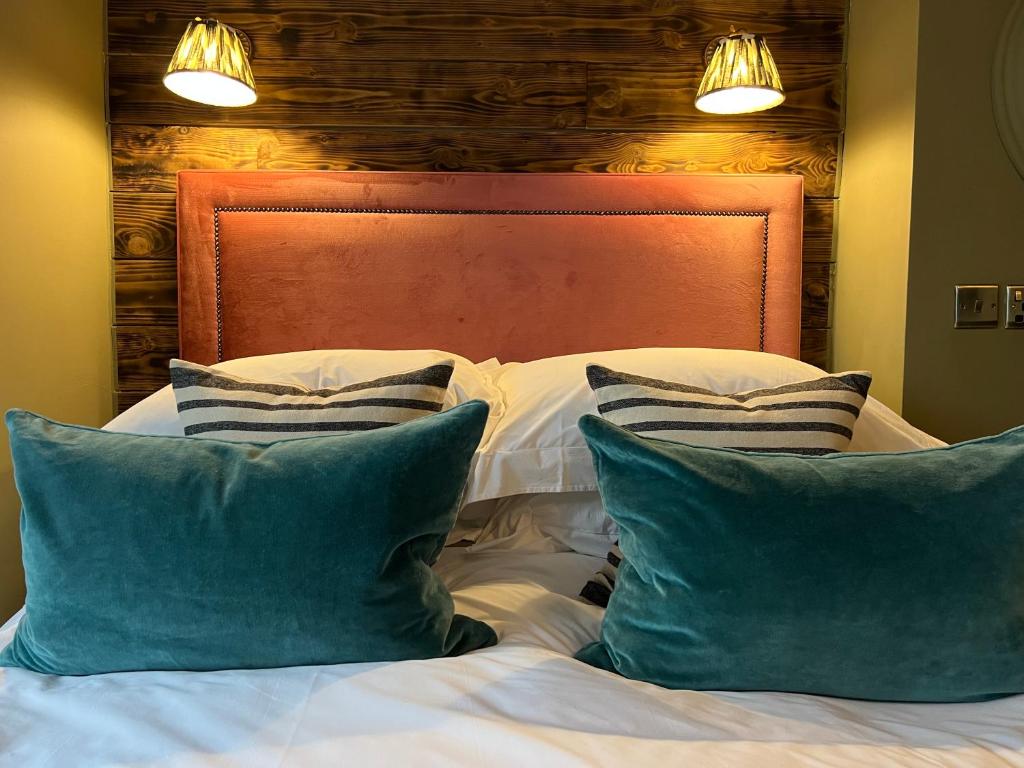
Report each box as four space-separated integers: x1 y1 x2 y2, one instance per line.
164 18 256 107
695 32 785 115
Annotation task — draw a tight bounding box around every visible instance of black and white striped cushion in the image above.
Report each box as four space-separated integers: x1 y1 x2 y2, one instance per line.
587 365 872 454
580 365 872 607
169 358 455 440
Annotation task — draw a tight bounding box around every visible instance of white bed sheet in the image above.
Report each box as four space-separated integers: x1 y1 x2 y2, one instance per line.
2 548 1023 768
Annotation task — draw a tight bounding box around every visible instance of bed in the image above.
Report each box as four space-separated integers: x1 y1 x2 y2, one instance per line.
2 171 1022 767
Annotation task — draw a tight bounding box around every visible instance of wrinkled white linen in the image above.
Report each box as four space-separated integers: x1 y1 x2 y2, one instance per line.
2 549 1022 768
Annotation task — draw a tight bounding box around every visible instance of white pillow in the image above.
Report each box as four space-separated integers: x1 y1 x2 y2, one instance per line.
465 347 945 503
467 492 615 557
848 394 944 452
106 349 505 443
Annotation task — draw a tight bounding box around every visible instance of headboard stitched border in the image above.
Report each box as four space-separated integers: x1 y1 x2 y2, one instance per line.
211 207 771 362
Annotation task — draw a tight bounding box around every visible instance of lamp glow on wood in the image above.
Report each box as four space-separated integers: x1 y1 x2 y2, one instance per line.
695 32 785 115
164 18 256 107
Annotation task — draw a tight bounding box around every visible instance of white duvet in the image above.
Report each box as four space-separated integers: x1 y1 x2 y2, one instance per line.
2 548 1022 768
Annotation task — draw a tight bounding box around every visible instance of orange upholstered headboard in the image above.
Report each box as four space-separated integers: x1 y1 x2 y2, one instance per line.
176 171 803 364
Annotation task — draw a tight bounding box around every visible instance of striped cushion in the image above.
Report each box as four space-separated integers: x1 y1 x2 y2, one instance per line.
580 365 872 607
169 358 455 441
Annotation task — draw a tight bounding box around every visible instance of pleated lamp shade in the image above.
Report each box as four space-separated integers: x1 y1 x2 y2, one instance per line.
695 32 785 115
164 18 256 107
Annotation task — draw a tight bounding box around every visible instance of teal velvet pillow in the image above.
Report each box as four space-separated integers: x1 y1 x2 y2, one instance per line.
575 415 1024 702
1 402 496 676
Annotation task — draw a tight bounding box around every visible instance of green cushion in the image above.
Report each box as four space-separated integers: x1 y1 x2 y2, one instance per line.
575 415 1024 702
1 403 496 676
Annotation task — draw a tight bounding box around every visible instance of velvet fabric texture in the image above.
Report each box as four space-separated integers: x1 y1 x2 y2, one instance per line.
575 415 1024 702
176 171 803 365
1 403 496 676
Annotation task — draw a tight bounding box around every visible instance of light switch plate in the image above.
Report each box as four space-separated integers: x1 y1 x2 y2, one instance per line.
954 285 999 328
1006 285 1024 328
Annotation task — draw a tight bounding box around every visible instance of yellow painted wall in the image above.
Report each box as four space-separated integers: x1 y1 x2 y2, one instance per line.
0 0 111 620
834 0 920 411
902 0 1024 442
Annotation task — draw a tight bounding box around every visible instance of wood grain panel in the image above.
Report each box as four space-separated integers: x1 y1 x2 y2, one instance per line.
588 63 843 132
801 262 833 329
107 0 846 65
107 1 848 411
113 193 177 260
111 125 840 197
111 57 586 129
116 325 179 390
800 328 829 370
803 199 836 262
111 126 261 188
114 260 177 323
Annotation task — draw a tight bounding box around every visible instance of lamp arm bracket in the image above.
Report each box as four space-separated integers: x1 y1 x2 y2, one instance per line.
224 24 253 58
703 37 727 66
702 30 757 66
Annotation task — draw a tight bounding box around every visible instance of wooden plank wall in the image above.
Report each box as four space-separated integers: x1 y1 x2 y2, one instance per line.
107 0 847 411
